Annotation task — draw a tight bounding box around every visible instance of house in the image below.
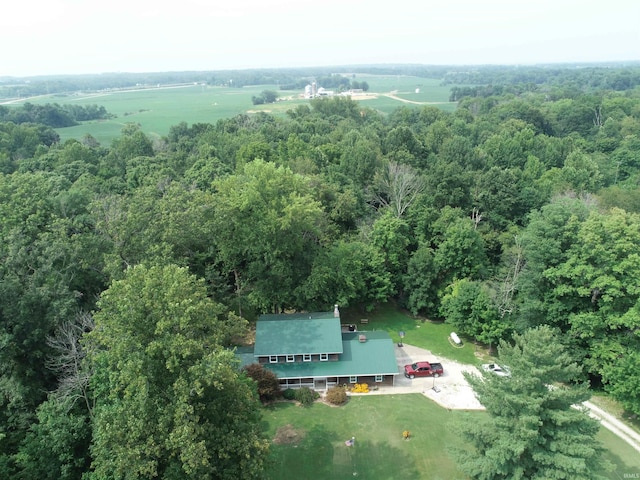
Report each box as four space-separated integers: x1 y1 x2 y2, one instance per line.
237 306 399 391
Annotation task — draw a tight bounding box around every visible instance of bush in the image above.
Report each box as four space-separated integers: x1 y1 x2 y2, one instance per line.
282 388 296 400
325 386 348 405
242 363 281 402
295 387 319 406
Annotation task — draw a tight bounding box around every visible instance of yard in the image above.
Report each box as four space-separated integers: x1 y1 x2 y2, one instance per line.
263 394 640 479
340 302 482 365
264 394 469 480
262 303 640 479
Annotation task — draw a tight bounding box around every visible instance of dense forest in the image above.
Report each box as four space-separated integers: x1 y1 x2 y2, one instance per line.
1 64 640 478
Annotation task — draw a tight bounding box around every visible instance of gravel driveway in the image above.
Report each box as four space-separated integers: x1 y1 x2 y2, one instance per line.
359 344 640 453
362 343 485 410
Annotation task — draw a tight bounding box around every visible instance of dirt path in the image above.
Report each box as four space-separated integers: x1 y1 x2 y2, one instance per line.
583 400 640 453
381 93 452 106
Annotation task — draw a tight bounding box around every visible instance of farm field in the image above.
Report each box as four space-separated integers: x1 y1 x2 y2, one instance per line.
5 75 457 145
263 394 640 480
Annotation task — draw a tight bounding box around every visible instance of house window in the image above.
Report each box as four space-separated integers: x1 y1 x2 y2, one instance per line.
320 353 328 362
303 354 311 362
349 376 358 383
286 355 295 363
269 356 278 364
375 375 383 383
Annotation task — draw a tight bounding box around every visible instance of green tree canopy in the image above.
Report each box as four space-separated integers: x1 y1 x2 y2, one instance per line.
455 325 609 479
211 159 326 312
440 278 510 346
85 264 268 480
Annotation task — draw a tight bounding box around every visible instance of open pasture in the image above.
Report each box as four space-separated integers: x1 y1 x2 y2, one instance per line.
8 75 457 145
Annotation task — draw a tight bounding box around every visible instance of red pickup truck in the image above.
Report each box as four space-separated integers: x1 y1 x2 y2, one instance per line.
404 361 444 379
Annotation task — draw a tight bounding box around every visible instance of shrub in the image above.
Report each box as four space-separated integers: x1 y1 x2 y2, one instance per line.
282 388 296 400
242 363 281 402
325 386 348 405
295 387 319 406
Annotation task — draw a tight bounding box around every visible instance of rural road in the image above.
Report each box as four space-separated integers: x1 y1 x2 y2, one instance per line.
362 343 640 453
382 92 451 106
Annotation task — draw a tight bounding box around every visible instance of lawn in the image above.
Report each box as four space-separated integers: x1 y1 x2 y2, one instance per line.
340 303 481 365
263 394 640 480
264 394 469 480
590 393 640 436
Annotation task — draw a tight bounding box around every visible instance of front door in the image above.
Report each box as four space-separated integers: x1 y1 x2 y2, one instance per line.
314 378 327 391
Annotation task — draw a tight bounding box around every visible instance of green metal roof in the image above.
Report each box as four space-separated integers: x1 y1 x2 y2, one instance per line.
233 346 256 369
254 312 343 356
263 331 399 379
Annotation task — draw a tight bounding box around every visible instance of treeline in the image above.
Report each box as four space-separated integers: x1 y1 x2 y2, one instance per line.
3 63 639 99
0 102 111 128
442 63 640 90
1 72 640 478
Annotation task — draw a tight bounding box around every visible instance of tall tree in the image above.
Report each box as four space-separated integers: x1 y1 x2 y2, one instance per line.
433 216 488 287
85 264 268 480
455 326 609 479
545 207 640 415
516 195 592 330
404 242 439 317
369 210 412 294
211 159 325 312
372 161 425 218
440 278 510 346
0 171 104 475
298 239 393 312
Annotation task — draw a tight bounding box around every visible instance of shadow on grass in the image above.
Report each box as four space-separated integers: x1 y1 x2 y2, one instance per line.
345 439 420 479
266 424 420 480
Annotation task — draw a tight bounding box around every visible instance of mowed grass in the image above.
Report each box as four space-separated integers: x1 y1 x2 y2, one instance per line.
340 303 480 365
263 394 640 480
10 75 458 145
264 394 470 480
597 427 640 478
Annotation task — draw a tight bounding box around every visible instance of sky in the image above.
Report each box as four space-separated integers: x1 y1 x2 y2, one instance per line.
2 0 639 77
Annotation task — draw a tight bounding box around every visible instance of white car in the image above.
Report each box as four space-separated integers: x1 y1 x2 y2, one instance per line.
481 363 511 377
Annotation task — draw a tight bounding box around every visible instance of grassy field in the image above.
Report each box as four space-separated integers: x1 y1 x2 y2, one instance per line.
263 394 640 480
340 303 482 365
48 84 289 145
5 74 457 145
264 394 469 480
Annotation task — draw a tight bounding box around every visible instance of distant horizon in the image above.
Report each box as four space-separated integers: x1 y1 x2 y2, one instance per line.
3 59 640 81
3 0 639 78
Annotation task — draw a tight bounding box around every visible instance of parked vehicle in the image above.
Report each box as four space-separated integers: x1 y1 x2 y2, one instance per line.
481 363 511 377
404 361 444 379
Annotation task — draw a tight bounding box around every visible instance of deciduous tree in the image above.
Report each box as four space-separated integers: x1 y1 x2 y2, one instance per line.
85 264 268 480
211 159 325 312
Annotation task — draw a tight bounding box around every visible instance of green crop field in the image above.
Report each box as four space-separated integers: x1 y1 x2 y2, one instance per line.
5 75 457 145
